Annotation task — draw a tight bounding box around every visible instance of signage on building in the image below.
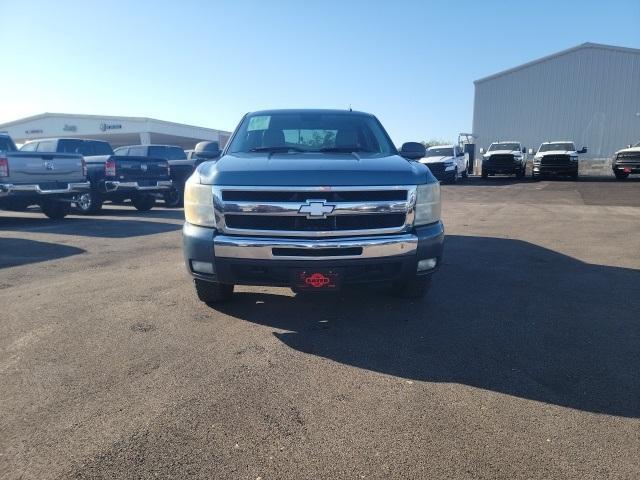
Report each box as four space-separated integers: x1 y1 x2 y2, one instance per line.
25 129 43 135
99 122 122 132
63 124 77 132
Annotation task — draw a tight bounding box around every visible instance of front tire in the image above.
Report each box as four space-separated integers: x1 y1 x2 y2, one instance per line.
163 188 183 208
516 168 525 179
195 279 234 304
74 191 103 214
40 200 70 219
132 194 156 211
391 276 432 299
481 170 488 179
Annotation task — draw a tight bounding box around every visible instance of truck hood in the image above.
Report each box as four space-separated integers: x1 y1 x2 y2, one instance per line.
615 146 640 155
196 152 432 186
535 150 576 159
536 150 578 157
484 149 520 158
419 155 453 164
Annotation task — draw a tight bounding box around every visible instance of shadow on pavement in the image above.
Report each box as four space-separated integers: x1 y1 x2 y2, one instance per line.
96 206 185 220
214 235 640 418
0 216 181 238
0 238 86 269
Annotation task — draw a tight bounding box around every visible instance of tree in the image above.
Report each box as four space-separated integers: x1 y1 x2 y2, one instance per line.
421 139 453 148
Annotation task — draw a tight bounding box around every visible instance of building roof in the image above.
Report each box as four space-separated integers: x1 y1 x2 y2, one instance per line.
0 112 225 133
474 42 640 85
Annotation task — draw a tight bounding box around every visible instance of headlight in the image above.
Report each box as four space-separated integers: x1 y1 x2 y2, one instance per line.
444 161 455 171
184 175 215 227
533 157 541 164
414 183 441 226
570 156 578 162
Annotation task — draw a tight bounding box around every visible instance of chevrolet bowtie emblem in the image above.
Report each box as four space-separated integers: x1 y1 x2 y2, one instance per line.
298 200 335 218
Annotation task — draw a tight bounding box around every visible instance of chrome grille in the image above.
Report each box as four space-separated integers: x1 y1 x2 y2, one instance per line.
213 186 416 237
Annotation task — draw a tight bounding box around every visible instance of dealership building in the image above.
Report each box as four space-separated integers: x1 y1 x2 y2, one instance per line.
473 43 640 162
0 113 231 150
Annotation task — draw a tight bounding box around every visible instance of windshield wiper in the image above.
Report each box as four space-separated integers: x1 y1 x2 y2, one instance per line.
319 146 372 153
248 146 307 153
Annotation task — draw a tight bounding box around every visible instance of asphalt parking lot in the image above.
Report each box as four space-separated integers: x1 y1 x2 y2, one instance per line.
1 177 639 480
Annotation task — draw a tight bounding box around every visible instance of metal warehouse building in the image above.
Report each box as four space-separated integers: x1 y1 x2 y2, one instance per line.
473 43 640 164
0 113 231 150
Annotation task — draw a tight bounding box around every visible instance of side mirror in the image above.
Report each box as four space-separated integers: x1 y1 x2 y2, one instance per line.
528 148 535 155
194 141 222 160
399 142 426 160
522 147 526 153
627 144 632 149
479 148 485 154
578 147 588 154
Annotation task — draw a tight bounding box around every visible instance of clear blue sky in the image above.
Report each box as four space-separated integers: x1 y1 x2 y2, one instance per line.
1 0 638 144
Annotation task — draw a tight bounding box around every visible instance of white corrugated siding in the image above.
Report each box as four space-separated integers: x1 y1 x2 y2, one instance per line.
473 45 640 161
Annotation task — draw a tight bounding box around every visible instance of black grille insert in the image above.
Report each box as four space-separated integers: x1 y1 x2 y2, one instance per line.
225 213 406 231
487 154 515 165
541 155 571 166
221 190 407 202
617 152 640 163
272 247 363 257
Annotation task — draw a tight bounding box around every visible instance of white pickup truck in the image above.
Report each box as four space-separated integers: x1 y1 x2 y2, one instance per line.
480 141 526 179
0 134 90 218
531 141 587 180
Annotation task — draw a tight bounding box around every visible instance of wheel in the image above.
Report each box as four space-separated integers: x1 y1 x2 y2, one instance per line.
531 172 540 181
614 171 629 180
74 191 103 214
448 169 459 184
516 168 525 179
462 167 468 179
570 172 579 181
40 200 70 219
481 170 488 179
391 276 432 299
195 279 234 304
163 188 183 208
132 194 156 211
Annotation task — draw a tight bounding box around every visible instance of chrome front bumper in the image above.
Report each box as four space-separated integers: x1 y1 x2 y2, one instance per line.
0 181 91 197
213 233 418 260
102 180 173 192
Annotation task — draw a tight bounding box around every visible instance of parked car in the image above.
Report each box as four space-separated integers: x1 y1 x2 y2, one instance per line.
419 145 468 183
182 109 444 303
21 138 172 213
480 141 526 179
1 134 90 218
531 141 587 180
612 142 640 180
114 144 188 208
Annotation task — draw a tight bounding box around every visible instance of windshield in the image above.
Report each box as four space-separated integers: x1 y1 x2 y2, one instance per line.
58 139 114 156
148 146 187 160
425 147 453 157
489 143 520 152
0 136 17 152
539 142 575 152
227 112 396 155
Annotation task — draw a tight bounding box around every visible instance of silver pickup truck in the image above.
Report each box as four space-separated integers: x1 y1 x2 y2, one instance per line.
0 134 90 218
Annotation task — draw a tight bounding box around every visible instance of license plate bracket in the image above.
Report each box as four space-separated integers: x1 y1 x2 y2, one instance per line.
292 269 341 292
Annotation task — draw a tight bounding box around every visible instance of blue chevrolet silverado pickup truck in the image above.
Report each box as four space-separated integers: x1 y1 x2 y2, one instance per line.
182 109 444 303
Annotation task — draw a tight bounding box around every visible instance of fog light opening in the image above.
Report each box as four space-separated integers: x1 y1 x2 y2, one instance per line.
417 258 437 272
191 260 215 275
